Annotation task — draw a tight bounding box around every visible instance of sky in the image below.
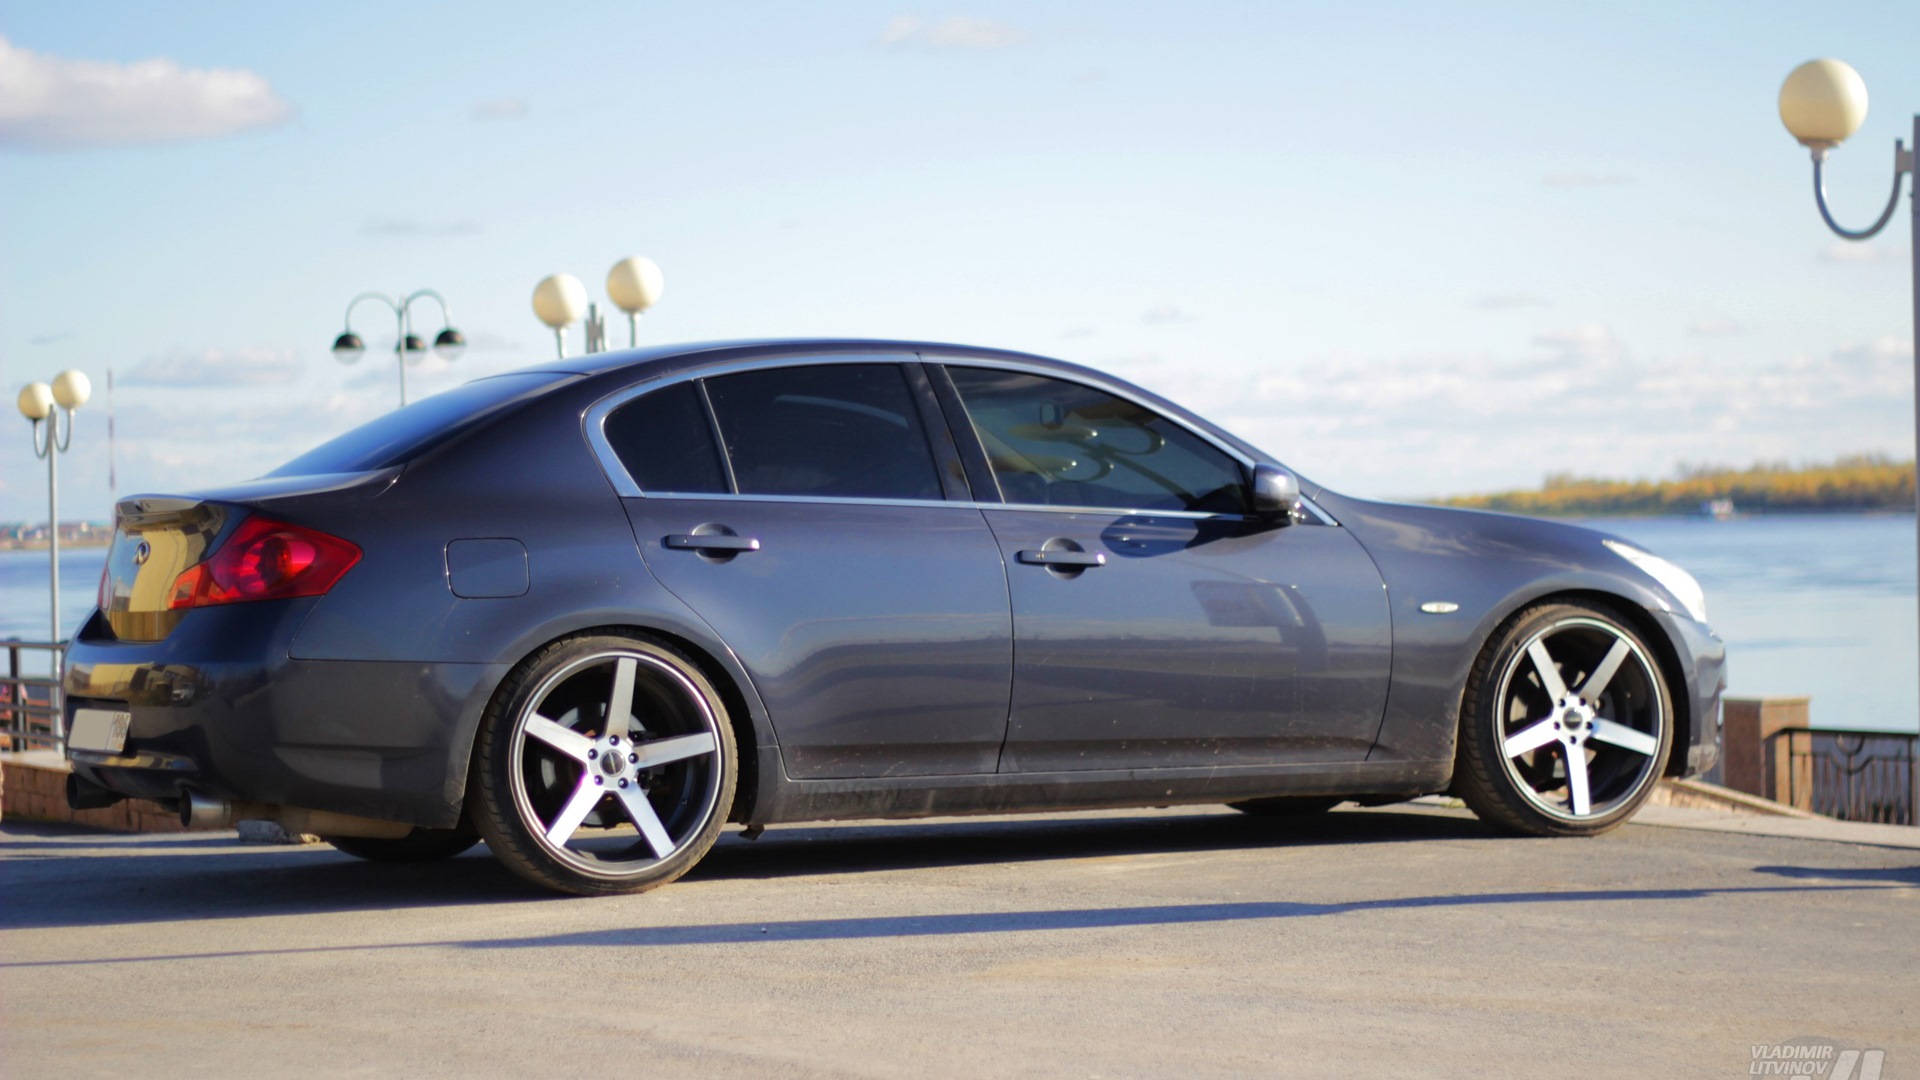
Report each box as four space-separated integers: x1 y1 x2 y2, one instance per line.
3 0 1919 523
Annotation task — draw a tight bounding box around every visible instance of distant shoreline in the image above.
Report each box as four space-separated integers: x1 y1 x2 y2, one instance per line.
0 542 111 552
1431 455 1915 518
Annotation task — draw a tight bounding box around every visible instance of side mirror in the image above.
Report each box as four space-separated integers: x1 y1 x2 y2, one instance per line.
1251 463 1302 520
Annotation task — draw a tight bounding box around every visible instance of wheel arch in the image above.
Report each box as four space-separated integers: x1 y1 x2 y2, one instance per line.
1473 587 1694 779
451 620 776 827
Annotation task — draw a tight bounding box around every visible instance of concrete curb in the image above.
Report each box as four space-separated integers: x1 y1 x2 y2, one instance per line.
1650 777 1819 818
1626 803 1920 849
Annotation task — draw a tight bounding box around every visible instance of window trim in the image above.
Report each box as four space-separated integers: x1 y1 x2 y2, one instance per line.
932 361 1255 518
587 354 945 502
581 352 1337 525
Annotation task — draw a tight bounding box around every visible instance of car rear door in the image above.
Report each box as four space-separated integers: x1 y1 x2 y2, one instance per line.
933 362 1392 772
601 357 1013 780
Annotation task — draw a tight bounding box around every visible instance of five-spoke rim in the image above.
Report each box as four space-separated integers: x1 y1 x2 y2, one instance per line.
1493 616 1665 821
508 650 723 876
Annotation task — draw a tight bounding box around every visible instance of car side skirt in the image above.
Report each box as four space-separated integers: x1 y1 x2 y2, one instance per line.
749 758 1452 824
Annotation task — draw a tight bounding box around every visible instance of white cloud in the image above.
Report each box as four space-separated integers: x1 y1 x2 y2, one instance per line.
1530 323 1626 368
1100 330 1912 499
1142 305 1195 325
880 17 1025 49
461 329 525 355
470 98 527 122
1542 171 1632 189
0 35 291 149
1820 242 1907 264
1471 293 1552 310
362 217 481 238
1689 319 1743 337
122 347 301 388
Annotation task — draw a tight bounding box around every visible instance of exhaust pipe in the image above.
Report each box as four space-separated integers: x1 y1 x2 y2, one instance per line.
179 792 411 839
66 773 126 811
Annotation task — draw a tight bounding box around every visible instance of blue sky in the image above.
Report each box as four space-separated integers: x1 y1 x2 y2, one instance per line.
3 1 1918 522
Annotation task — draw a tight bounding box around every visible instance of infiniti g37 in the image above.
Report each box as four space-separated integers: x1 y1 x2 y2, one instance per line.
63 341 1725 895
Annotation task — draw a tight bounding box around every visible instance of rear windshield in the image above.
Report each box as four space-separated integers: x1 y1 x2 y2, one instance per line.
269 372 573 476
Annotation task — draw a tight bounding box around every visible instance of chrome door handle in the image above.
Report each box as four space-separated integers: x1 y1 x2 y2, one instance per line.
1016 548 1105 568
664 534 761 553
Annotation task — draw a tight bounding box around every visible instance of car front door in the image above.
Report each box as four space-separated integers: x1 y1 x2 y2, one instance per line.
936 363 1392 773
602 358 1012 780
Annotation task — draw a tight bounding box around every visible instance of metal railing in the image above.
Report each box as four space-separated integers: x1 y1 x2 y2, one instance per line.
1778 728 1918 826
2 638 65 752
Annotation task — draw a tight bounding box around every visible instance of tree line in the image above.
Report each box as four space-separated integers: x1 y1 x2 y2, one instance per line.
1434 454 1916 516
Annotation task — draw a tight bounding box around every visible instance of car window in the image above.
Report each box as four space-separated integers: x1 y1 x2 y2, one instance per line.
946 367 1248 514
602 381 730 494
270 372 572 476
705 364 944 500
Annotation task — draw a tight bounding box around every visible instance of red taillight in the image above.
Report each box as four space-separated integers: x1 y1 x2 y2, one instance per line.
167 517 362 610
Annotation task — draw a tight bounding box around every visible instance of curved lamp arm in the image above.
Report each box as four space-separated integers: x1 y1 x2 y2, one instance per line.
28 409 73 459
1812 139 1914 241
342 291 401 329
401 287 454 328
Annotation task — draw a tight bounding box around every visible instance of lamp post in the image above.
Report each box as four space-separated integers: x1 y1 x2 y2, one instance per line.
330 290 466 407
1778 58 1920 735
533 257 665 359
16 370 91 647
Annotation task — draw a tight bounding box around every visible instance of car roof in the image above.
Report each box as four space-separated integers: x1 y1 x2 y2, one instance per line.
509 337 1103 382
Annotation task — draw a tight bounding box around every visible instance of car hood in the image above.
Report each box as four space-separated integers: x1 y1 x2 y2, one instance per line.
1310 491 1695 625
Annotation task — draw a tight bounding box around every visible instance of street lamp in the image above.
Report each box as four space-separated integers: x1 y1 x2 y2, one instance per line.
17 369 90 647
330 289 465 407
532 273 589 360
606 256 665 347
533 257 665 359
1778 58 1920 733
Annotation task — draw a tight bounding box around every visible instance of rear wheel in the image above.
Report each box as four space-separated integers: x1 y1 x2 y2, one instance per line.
324 826 480 863
1455 601 1672 836
469 634 736 896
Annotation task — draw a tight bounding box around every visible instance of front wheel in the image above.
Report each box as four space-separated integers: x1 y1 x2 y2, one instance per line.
469 634 736 896
1455 602 1673 836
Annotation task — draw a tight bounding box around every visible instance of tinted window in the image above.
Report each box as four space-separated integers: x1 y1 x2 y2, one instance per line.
706 364 943 500
270 372 572 476
947 367 1248 514
603 382 729 493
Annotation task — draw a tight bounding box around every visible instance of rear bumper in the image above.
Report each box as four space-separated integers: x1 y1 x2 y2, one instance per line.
1653 611 1725 778
62 603 504 829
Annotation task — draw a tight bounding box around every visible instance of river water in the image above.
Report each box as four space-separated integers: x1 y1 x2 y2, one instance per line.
3 512 1914 732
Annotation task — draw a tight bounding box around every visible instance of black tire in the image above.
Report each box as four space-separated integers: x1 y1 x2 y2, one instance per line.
468 633 736 896
324 826 481 863
1226 796 1345 817
1455 601 1673 836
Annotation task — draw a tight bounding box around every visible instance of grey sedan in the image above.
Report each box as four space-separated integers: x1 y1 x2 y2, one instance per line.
63 340 1725 895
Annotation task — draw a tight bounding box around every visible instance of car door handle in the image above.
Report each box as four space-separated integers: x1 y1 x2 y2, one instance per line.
1016 548 1105 568
664 534 761 553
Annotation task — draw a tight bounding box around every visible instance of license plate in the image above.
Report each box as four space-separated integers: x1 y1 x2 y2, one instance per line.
69 708 132 753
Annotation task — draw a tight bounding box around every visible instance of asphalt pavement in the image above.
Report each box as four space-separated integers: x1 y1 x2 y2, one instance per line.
3 803 1915 1078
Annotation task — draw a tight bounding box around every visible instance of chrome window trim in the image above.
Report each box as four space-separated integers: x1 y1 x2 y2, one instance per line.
582 350 1339 525
623 489 1336 525
584 353 920 499
929 356 1259 472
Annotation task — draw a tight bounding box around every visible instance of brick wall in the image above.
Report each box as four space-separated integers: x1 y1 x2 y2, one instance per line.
0 751 215 833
